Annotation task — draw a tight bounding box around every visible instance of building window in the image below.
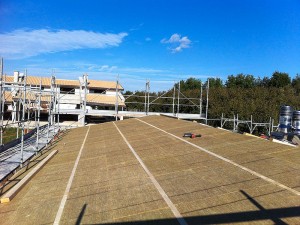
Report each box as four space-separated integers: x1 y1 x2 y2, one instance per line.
90 89 105 94
61 87 75 94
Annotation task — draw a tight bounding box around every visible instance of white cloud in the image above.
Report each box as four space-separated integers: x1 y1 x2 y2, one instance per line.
0 29 128 59
121 67 166 73
161 33 191 53
98 65 118 72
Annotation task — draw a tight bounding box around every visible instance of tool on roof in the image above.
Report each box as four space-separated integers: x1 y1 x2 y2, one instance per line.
183 133 202 138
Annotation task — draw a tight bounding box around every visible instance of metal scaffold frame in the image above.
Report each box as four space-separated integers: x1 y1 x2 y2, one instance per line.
212 113 275 135
124 79 210 121
0 58 62 169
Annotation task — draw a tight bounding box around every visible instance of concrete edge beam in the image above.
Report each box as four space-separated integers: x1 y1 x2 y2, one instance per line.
1 150 58 204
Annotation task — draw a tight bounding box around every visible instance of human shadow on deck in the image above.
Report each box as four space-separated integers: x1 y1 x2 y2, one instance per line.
88 205 300 225
87 190 299 225
76 203 87 225
240 190 288 225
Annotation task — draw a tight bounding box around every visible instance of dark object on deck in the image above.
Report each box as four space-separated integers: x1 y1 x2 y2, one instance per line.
183 133 202 138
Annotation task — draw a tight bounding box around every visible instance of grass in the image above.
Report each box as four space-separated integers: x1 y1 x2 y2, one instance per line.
1 128 22 145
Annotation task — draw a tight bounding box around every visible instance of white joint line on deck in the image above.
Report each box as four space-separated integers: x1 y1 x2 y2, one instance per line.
113 122 188 225
53 126 91 225
136 119 300 196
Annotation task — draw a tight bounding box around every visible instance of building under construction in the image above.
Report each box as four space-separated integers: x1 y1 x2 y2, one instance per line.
1 71 125 126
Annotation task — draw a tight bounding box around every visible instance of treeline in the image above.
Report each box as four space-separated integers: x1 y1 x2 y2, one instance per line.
124 71 300 131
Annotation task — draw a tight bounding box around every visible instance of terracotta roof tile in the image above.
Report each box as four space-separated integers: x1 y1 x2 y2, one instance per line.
86 94 125 107
88 80 124 90
3 76 123 90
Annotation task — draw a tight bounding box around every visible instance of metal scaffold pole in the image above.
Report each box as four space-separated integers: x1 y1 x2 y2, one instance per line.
115 75 119 121
36 78 42 152
27 85 31 133
147 80 150 114
51 74 55 128
250 115 253 133
83 73 88 125
0 58 3 146
172 82 175 115
47 74 55 143
56 84 60 129
205 79 209 124
20 70 27 165
268 117 272 136
177 81 180 119
233 114 236 131
200 83 203 117
144 80 147 114
17 100 20 138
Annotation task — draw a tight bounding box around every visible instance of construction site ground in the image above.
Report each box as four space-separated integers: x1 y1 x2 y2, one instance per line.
0 116 299 224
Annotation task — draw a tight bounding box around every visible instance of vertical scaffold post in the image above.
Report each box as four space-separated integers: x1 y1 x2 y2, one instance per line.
200 83 203 118
20 70 27 165
84 73 87 125
27 85 31 133
233 114 236 131
0 58 3 146
36 78 42 152
205 79 209 124
221 113 224 128
56 84 60 129
177 81 180 119
115 75 119 121
172 82 175 115
271 118 274 133
268 117 272 136
250 115 253 134
236 114 239 131
51 74 56 131
47 74 55 143
144 80 150 115
144 80 147 114
17 100 21 138
147 80 150 114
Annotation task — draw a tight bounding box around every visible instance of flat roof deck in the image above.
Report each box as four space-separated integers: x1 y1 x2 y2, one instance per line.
0 116 299 224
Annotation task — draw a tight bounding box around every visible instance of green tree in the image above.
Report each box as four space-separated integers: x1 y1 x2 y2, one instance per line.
176 77 202 91
292 74 300 94
207 77 223 88
269 71 291 88
225 74 255 88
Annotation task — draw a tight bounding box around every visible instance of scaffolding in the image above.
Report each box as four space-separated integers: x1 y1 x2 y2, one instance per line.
214 113 274 135
0 59 61 166
124 79 210 121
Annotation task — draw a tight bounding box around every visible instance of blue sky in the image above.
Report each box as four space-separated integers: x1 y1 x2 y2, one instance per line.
0 0 299 91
